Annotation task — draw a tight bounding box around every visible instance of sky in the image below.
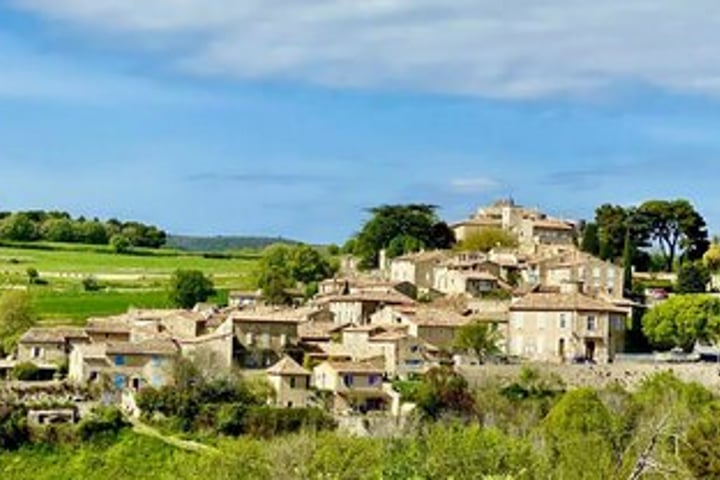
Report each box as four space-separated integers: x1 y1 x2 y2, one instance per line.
2 1 720 243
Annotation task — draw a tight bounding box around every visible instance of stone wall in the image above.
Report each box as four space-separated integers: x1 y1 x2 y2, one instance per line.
458 361 720 391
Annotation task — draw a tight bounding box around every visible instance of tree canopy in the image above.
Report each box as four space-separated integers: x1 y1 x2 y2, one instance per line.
0 291 36 355
168 270 216 309
453 321 503 361
675 261 710 294
0 210 166 248
255 244 338 304
349 204 455 269
587 199 708 273
455 228 518 253
642 295 720 351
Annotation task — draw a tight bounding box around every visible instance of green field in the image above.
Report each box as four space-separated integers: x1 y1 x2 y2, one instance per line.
0 242 258 324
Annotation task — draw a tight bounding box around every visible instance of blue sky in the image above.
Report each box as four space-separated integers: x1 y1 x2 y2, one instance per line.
3 2 720 243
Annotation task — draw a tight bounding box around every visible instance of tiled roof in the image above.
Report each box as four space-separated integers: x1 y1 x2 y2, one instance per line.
298 321 345 340
267 356 310 376
20 327 88 344
229 307 317 324
510 292 627 313
320 291 415 305
74 343 108 360
322 360 383 374
394 250 450 263
532 219 575 231
85 316 132 333
406 307 471 327
451 218 503 228
105 339 178 356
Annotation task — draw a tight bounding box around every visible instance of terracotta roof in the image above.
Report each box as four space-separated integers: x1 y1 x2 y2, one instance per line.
74 343 108 360
85 316 132 334
267 356 310 376
510 292 627 313
532 219 575 231
406 307 471 327
369 327 409 342
105 339 178 356
320 291 415 305
229 307 316 324
394 250 449 263
321 360 383 374
461 271 499 281
20 327 88 344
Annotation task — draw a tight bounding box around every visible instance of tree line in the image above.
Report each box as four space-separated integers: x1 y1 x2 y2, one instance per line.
0 211 166 248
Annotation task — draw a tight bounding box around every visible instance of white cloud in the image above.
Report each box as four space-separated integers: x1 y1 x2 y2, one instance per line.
11 0 720 98
450 177 500 193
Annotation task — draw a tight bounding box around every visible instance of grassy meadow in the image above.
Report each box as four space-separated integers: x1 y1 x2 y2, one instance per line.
0 241 258 324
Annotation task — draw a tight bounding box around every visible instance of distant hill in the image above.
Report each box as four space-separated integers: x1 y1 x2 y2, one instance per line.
166 235 300 252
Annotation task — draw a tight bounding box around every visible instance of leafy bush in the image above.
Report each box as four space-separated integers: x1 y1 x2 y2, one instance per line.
81 276 102 292
77 406 128 441
0 404 29 450
242 407 336 438
12 362 42 381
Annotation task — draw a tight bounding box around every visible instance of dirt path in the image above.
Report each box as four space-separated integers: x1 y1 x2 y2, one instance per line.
129 417 218 453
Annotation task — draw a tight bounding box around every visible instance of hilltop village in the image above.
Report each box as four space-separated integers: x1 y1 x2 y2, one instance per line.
0 198 658 425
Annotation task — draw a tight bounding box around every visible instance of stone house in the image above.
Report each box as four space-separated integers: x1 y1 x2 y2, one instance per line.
69 339 178 391
318 277 417 299
508 284 628 363
17 327 89 364
389 250 449 290
266 356 313 408
313 360 389 413
320 291 416 326
228 290 262 308
227 308 312 368
85 315 132 343
370 305 471 351
529 249 624 298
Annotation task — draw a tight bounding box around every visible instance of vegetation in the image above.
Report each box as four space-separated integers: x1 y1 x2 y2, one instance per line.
453 321 502 362
166 235 299 252
675 261 711 293
642 295 720 350
0 211 166 248
455 228 518 252
2 372 718 479
255 244 337 304
347 204 455 268
0 290 36 355
703 241 720 273
587 199 709 272
168 270 216 309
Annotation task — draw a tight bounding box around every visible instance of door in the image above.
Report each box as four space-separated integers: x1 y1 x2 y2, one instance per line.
585 340 596 361
558 338 565 362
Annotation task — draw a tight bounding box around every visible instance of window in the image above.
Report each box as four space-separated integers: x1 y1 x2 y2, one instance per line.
31 347 42 359
114 355 125 366
151 355 161 367
343 374 354 387
290 377 296 388
587 316 596 331
559 313 567 329
245 332 254 346
538 316 546 330
113 374 126 389
368 374 380 386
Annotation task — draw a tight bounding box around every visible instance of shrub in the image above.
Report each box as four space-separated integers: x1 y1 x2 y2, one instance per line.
81 276 102 292
242 407 336 438
216 403 247 436
0 404 29 450
77 406 128 441
12 361 41 381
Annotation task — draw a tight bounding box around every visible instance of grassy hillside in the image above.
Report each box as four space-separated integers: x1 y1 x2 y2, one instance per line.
166 235 298 252
0 241 257 324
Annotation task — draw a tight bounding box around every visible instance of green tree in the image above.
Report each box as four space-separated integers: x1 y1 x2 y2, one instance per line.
622 227 633 297
352 204 455 268
169 269 216 309
703 243 720 273
642 295 720 350
676 261 710 294
25 268 39 285
453 321 502 362
638 199 709 271
0 213 37 241
0 291 36 355
110 234 132 254
541 388 618 479
681 403 720 478
76 221 109 245
255 244 336 304
455 228 518 253
580 222 600 256
40 218 76 242
596 204 631 261
415 366 476 419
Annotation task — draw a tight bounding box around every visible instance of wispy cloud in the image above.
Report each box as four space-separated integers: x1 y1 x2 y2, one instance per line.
450 177 501 193
12 1 720 98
